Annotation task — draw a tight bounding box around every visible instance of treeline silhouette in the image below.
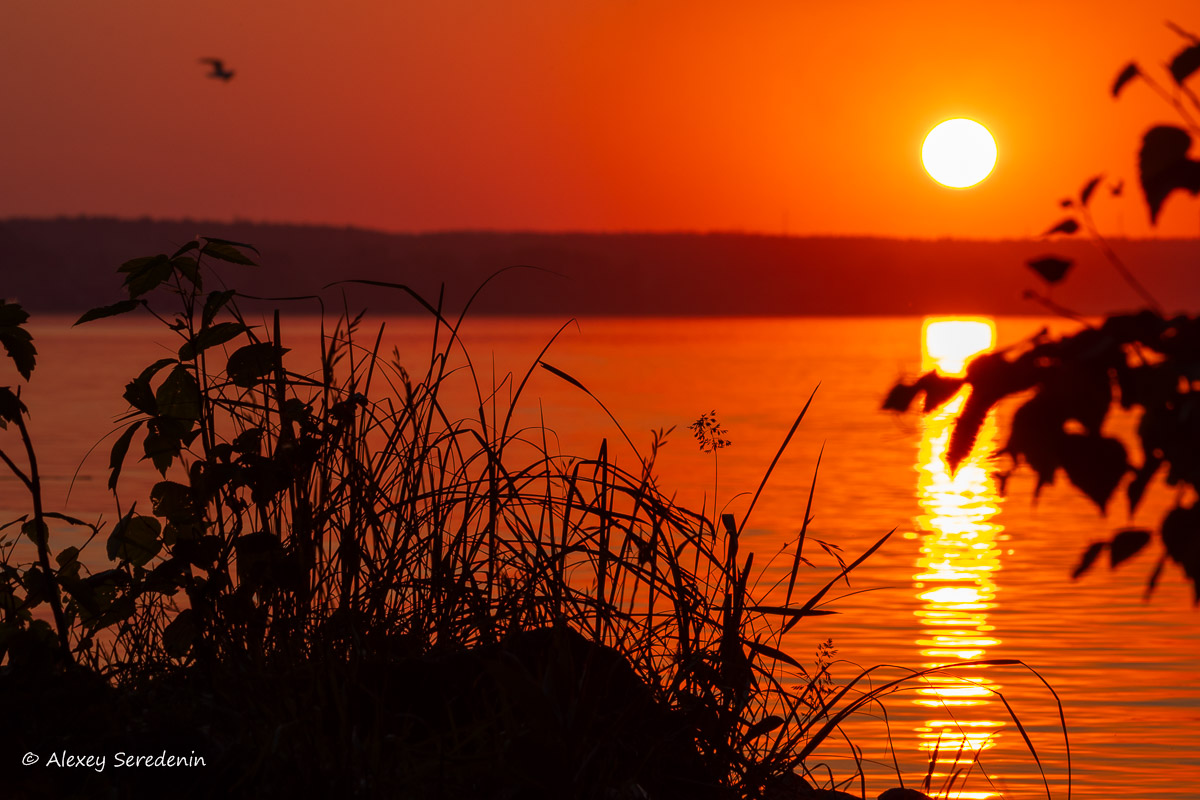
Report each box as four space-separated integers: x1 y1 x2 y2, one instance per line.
5 216 1199 317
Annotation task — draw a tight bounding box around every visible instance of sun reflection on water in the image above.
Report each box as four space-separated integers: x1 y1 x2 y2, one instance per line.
912 318 1005 799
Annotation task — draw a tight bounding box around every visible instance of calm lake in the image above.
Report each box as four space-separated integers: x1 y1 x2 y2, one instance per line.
6 314 1198 799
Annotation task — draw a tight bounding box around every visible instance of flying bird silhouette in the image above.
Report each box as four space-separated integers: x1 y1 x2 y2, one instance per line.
199 58 235 81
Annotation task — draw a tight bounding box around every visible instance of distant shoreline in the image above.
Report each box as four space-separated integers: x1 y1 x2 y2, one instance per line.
6 216 1199 317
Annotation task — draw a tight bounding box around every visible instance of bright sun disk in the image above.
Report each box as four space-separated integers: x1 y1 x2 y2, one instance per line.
922 119 997 189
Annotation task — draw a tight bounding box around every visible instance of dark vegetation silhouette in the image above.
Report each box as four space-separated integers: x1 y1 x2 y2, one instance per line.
886 24 1200 603
0 236 1066 797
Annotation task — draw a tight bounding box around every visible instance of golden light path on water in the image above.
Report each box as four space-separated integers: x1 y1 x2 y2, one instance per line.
910 318 1004 800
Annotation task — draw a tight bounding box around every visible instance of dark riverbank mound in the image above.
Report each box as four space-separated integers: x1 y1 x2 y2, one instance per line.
3 626 933 800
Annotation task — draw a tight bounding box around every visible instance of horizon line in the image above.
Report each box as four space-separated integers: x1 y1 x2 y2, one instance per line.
4 213 1199 243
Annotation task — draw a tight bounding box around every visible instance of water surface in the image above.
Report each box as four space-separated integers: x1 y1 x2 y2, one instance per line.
7 315 1197 799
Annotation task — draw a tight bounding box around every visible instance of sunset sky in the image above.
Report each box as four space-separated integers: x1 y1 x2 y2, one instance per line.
4 0 1200 238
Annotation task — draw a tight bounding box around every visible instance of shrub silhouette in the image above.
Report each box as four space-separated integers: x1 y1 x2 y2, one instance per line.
886 23 1200 602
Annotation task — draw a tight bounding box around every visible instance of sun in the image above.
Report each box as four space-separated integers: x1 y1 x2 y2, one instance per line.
921 119 997 189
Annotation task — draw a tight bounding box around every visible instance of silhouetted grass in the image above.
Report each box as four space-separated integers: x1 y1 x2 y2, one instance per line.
0 243 1064 799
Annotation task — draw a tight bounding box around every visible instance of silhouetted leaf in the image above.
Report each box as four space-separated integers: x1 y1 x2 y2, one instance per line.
1072 541 1106 579
1058 434 1129 512
150 481 196 522
744 638 803 669
539 360 589 392
1126 456 1161 514
0 387 26 427
178 321 247 361
56 546 82 580
1080 175 1104 206
202 289 236 326
947 352 1036 471
1169 42 1200 84
170 240 200 259
1043 218 1079 235
201 240 257 266
107 420 143 491
1028 255 1073 284
1112 62 1140 97
0 301 28 328
172 256 201 288
202 236 260 253
1005 395 1062 495
120 254 172 298
744 715 785 741
1139 126 1200 224
162 608 198 658
881 381 919 412
1110 528 1152 567
106 513 162 566
21 520 48 548
143 429 180 475
75 299 141 326
1161 505 1200 602
915 371 963 412
121 359 176 417
1144 555 1167 600
227 342 288 388
744 605 836 619
155 365 201 420
0 301 36 380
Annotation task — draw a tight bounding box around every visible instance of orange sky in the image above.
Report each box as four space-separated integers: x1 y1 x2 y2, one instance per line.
3 1 1200 238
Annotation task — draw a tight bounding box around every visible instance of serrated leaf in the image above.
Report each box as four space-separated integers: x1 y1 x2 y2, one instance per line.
121 254 173 298
172 256 201 288
227 342 287 388
1043 218 1079 236
0 300 36 380
75 299 141 326
201 241 257 266
0 301 29 328
106 513 162 566
108 420 143 491
1027 255 1073 284
1112 62 1140 97
1169 42 1200 85
1109 528 1152 568
0 387 26 426
143 431 180 475
178 321 247 361
1072 541 1106 579
155 365 201 420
